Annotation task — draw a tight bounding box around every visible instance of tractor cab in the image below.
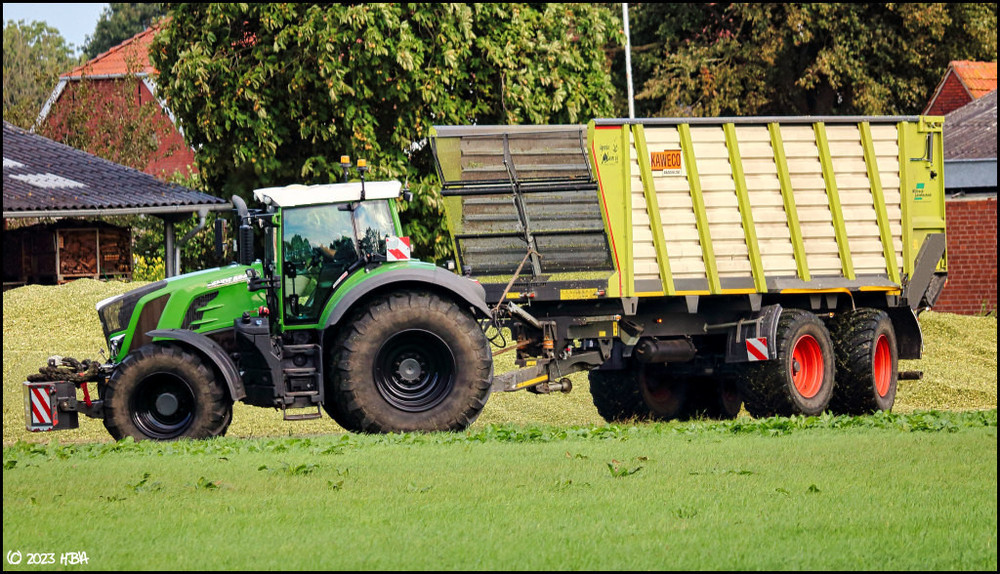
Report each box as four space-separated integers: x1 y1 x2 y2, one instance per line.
252 179 404 326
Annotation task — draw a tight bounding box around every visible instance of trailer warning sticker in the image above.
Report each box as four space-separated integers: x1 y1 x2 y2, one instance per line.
650 150 683 176
746 337 769 361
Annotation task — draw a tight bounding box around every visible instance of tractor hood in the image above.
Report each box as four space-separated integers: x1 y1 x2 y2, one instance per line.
96 264 265 361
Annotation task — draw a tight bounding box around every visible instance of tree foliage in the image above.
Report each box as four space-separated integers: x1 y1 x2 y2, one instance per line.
83 3 167 60
150 3 621 261
626 3 998 117
2 20 78 129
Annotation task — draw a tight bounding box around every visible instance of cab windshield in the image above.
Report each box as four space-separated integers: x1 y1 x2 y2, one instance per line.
281 201 395 323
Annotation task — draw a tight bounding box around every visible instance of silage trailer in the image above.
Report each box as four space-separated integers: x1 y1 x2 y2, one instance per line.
428 116 946 420
24 116 947 440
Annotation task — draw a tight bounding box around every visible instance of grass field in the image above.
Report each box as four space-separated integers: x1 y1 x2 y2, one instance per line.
3 412 997 570
2 280 997 570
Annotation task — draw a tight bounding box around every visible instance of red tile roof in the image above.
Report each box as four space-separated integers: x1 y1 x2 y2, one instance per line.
62 24 161 79
951 61 998 99
925 61 997 116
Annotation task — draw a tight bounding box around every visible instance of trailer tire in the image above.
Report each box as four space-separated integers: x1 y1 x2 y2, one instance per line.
829 308 898 414
326 291 492 433
684 378 743 420
103 344 232 441
588 369 647 422
740 309 835 417
589 363 688 422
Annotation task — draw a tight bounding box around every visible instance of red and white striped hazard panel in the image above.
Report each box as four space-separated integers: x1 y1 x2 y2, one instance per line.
746 337 769 361
386 236 411 262
27 384 56 431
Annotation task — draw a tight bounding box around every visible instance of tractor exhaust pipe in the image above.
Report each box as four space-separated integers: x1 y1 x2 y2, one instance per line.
231 195 255 266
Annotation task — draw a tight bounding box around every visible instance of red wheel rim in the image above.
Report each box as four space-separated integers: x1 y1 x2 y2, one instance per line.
790 334 823 398
873 334 892 397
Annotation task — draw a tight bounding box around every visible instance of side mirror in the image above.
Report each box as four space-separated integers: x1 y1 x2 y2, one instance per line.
402 190 414 202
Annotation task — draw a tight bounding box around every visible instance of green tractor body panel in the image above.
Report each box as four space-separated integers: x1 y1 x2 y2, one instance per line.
311 260 492 332
97 263 265 362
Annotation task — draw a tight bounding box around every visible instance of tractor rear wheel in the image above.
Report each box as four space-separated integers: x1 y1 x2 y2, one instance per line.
740 309 835 417
102 344 232 441
326 291 492 433
829 308 898 414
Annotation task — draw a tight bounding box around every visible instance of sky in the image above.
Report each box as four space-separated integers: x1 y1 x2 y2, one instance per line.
3 3 108 55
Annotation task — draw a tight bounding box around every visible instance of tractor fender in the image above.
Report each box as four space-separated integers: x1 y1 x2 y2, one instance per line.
322 265 491 330
146 329 246 400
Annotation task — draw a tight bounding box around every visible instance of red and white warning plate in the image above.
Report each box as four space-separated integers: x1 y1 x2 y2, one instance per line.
25 382 57 431
386 236 411 262
746 337 769 361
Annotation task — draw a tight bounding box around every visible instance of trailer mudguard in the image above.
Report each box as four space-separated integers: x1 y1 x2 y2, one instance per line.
321 264 492 330
885 307 923 360
146 329 246 400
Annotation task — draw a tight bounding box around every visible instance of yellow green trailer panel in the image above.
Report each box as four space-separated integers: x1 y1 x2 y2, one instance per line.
431 116 946 310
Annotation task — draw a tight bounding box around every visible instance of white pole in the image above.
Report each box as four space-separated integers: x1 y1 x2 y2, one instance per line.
623 3 635 119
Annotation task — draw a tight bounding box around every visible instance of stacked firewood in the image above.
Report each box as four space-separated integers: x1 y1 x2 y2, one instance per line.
59 231 98 276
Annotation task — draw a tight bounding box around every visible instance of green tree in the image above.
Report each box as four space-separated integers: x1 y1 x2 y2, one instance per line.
150 3 621 261
630 3 997 117
2 20 78 129
83 3 167 59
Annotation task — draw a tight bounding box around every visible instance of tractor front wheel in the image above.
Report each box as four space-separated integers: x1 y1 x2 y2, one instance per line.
102 344 232 441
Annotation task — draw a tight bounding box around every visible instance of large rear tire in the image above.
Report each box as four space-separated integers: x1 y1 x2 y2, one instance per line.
103 344 232 441
325 291 492 433
740 309 835 417
829 308 898 414
589 362 688 423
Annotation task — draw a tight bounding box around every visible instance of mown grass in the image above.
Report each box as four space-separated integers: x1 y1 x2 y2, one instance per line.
3 412 996 570
2 280 997 444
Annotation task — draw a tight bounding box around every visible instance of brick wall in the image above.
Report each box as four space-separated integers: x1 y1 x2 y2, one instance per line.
43 79 195 180
933 196 997 315
925 73 973 116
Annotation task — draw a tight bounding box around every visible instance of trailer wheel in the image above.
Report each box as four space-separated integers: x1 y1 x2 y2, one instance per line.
588 368 647 422
326 291 492 433
684 378 743 420
103 344 232 441
829 308 898 414
740 309 835 417
588 363 687 422
637 362 689 420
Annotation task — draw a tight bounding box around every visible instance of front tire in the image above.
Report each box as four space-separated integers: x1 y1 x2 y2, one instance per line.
326 291 492 433
103 344 232 441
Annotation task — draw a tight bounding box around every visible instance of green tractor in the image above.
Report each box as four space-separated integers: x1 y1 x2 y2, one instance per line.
27 160 493 440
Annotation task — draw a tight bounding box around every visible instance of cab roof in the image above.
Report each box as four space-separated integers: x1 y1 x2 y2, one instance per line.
253 181 401 208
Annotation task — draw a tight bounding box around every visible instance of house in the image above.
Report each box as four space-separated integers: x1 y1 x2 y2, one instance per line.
924 60 997 116
933 90 997 316
35 23 195 180
3 122 228 285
